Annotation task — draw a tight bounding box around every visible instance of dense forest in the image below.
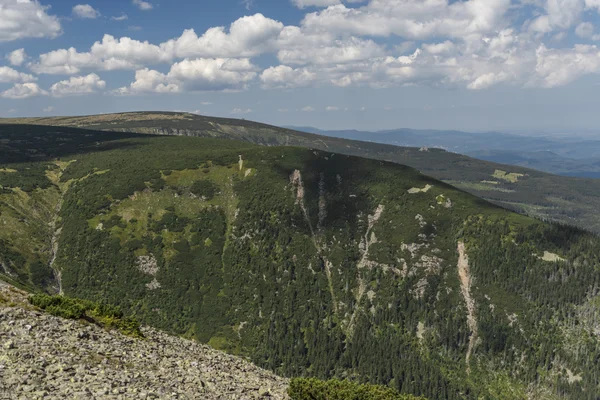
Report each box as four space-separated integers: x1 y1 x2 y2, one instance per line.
2 124 600 398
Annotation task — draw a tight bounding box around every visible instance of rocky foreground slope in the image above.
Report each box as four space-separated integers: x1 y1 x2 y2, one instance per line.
0 282 289 399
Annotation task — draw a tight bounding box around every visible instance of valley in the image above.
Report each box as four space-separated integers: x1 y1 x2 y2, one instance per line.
2 123 600 398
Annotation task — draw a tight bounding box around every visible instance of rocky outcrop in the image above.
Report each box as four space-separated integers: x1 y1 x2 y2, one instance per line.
457 242 478 373
0 283 289 399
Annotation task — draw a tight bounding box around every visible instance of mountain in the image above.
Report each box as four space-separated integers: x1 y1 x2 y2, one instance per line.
4 112 600 234
2 123 600 399
287 125 600 179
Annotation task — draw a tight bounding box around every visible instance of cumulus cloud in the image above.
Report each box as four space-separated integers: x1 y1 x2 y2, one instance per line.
6 48 27 66
43 106 54 113
0 66 36 83
168 58 257 91
50 73 106 97
12 0 600 98
113 68 180 95
115 58 257 94
0 0 62 42
531 44 600 87
30 35 170 74
277 34 384 65
300 0 511 40
161 14 284 58
301 106 315 112
133 0 153 11
31 14 283 74
72 4 100 19
260 65 316 88
111 13 128 21
1 82 47 99
529 0 584 33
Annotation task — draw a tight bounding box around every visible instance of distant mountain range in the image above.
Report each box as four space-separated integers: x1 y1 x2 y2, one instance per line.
287 126 600 178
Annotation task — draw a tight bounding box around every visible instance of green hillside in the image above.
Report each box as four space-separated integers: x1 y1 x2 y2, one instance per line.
2 124 600 399
4 112 600 233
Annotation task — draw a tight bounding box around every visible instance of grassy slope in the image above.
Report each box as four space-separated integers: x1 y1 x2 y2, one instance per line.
3 112 600 233
2 124 600 399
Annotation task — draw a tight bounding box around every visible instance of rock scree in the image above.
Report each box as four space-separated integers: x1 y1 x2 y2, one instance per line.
0 282 289 399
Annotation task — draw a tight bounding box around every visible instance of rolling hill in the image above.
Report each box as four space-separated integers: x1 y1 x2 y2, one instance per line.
2 123 600 399
3 112 600 233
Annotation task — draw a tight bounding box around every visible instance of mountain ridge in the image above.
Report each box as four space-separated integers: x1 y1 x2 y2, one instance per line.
3 112 600 234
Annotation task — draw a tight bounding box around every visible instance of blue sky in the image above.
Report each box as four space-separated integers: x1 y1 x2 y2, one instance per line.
2 0 600 133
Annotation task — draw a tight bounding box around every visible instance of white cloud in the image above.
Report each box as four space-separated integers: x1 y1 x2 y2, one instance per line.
50 73 106 97
112 13 128 21
31 14 283 75
168 58 257 91
0 66 35 83
1 82 47 99
6 48 27 66
292 0 341 9
575 22 600 40
30 47 97 74
576 22 595 38
133 0 153 11
162 14 284 58
300 0 512 40
43 106 54 113
231 108 252 114
531 44 600 88
116 58 257 94
0 0 62 42
301 106 315 112
422 41 455 54
20 0 600 94
529 0 585 33
113 68 180 95
30 35 170 74
72 4 100 19
325 106 340 111
277 33 384 65
260 65 316 88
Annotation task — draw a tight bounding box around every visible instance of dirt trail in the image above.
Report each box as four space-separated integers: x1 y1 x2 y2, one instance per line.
458 241 477 372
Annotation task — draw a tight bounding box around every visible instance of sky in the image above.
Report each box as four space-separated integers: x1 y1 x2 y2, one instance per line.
2 0 600 132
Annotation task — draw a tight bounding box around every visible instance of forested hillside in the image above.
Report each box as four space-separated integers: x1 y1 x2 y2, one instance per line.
4 112 600 233
2 124 600 399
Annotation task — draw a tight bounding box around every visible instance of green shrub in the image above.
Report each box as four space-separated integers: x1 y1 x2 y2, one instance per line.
29 294 143 338
288 378 425 400
190 179 217 200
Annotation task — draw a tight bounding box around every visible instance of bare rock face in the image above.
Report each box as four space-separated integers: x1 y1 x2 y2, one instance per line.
0 282 289 399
